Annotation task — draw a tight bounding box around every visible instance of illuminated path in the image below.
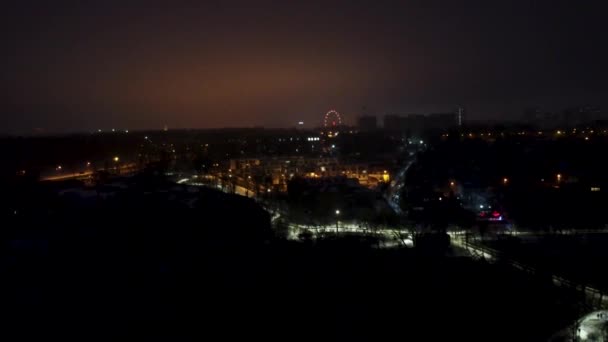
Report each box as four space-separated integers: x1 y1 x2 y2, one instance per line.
574 310 608 341
42 171 95 181
285 222 413 248
41 163 139 181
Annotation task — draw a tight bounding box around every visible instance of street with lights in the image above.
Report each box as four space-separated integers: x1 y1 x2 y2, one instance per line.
41 163 139 182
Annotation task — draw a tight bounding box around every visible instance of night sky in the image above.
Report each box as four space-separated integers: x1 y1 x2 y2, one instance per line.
2 1 607 134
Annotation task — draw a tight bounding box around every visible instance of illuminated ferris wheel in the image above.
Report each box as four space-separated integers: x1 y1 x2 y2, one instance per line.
323 110 342 128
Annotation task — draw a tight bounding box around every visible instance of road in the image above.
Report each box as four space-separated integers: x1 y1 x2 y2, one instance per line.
41 163 139 181
42 171 96 181
386 157 416 215
449 233 497 260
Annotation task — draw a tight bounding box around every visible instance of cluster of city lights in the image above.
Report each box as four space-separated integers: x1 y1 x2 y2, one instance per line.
450 128 608 139
307 137 321 141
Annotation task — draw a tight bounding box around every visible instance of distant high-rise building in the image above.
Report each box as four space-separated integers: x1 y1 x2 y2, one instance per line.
358 115 377 131
383 112 457 135
427 112 458 130
383 114 425 135
457 106 465 127
383 115 401 130
523 107 542 124
577 105 602 123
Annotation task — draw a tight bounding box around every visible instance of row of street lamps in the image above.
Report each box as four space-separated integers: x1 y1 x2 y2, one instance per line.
55 156 120 173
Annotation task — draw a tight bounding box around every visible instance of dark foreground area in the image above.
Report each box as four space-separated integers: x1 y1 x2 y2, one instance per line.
2 176 580 340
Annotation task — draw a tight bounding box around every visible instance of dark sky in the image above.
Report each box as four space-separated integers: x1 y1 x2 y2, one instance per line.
1 0 607 133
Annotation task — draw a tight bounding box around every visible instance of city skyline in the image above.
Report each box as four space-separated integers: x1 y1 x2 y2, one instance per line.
2 1 608 134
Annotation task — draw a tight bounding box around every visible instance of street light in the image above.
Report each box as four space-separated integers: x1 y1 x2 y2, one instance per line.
503 177 508 185
335 209 340 234
113 156 119 162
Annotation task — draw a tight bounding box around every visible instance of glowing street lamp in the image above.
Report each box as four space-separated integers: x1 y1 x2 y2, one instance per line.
113 156 119 162
335 209 340 233
557 174 562 182
503 177 508 185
